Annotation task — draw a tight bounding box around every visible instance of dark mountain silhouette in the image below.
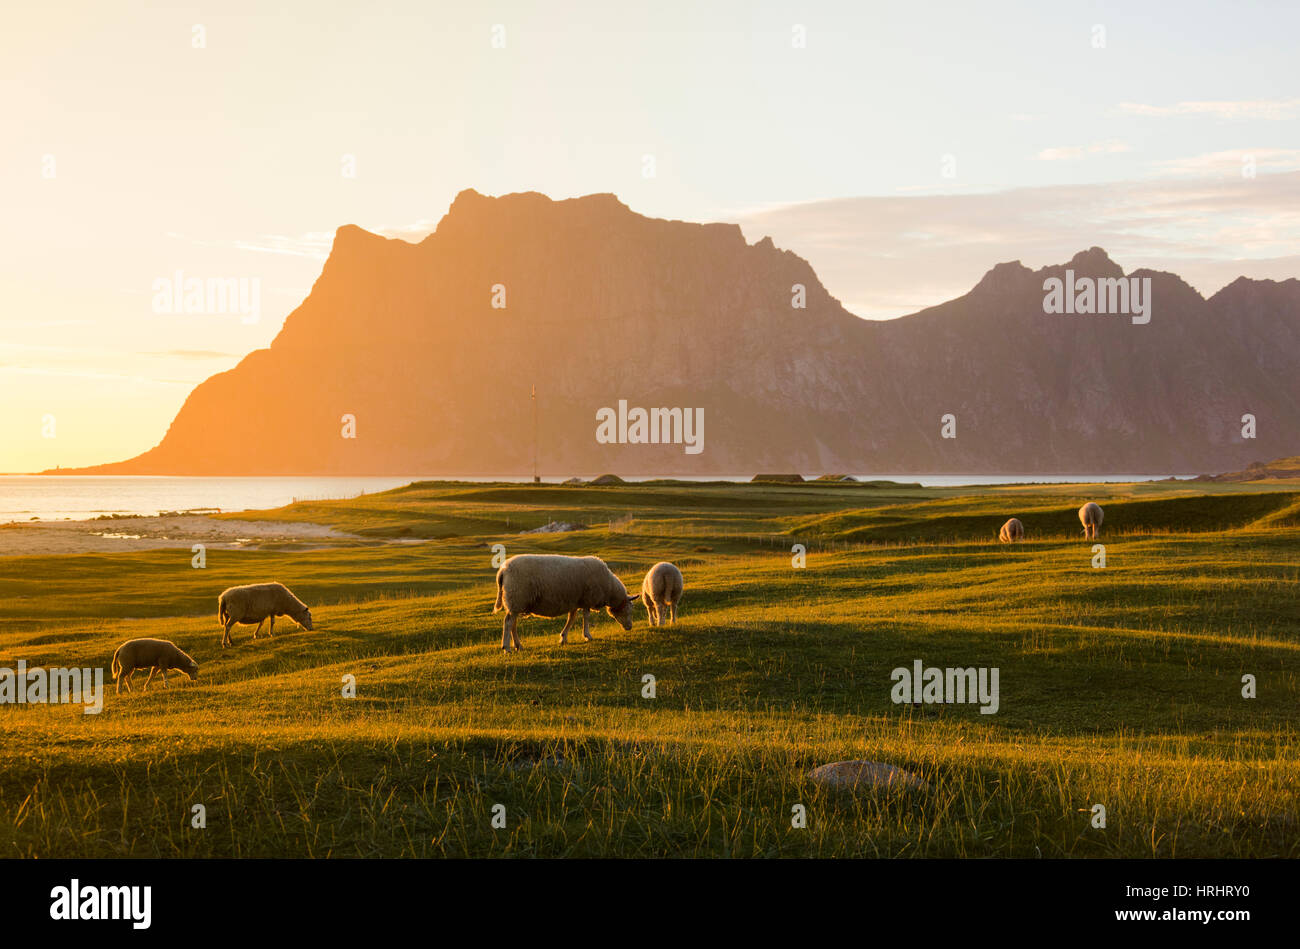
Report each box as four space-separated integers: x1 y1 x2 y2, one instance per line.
58 190 1300 476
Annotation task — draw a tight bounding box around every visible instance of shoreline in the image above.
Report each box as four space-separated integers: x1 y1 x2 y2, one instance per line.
0 514 365 558
0 473 1205 525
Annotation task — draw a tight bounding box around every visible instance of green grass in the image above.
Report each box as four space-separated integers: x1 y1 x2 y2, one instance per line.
1 481 1297 857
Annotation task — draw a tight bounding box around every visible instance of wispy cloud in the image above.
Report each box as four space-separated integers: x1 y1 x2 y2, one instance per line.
230 219 439 259
1152 148 1300 177
139 349 239 360
0 343 229 386
376 219 439 240
232 232 335 259
0 366 193 386
1117 98 1300 121
168 229 336 260
0 319 91 329
1034 141 1130 161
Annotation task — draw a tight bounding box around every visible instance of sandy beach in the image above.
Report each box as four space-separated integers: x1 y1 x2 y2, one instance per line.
0 515 363 557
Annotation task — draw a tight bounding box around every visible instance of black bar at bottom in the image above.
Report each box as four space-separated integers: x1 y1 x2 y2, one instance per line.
7 857 1287 935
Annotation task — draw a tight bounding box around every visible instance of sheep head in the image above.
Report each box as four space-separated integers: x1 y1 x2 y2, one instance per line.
607 592 638 631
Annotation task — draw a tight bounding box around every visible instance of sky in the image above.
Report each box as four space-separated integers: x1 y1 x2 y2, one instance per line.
2 0 1298 471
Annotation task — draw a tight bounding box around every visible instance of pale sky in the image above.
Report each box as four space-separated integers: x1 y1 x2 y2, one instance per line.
3 0 1298 471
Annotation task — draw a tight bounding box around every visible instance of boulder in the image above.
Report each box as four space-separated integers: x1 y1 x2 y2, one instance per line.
806 760 928 792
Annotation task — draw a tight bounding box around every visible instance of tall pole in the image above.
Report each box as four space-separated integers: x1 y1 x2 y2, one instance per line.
531 382 539 483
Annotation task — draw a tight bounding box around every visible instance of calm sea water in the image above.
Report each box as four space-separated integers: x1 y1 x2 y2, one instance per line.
0 476 435 522
0 474 1194 523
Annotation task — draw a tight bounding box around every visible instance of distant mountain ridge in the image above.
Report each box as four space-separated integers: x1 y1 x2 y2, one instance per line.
57 189 1300 476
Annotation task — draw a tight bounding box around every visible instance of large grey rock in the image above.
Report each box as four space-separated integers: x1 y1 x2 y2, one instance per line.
807 760 929 792
522 520 584 533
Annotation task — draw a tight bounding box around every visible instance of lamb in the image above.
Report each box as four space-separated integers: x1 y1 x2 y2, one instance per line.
111 638 199 694
998 518 1024 543
492 554 637 652
218 582 314 648
641 561 684 626
1078 502 1104 540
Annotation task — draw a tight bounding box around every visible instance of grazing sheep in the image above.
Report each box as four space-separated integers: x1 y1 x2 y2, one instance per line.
641 561 684 626
999 518 1025 543
492 554 637 652
218 582 314 648
1079 502 1104 540
111 638 198 694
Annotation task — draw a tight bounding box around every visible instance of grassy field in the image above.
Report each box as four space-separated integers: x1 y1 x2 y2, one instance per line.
1 479 1298 857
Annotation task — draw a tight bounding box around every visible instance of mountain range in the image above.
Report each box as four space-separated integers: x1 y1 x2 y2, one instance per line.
59 189 1300 476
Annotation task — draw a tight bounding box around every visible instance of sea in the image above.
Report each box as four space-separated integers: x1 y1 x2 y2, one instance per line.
0 474 1196 524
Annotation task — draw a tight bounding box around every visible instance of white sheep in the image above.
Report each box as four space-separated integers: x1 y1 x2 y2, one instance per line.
218 582 314 648
641 561 684 626
1078 502 1104 540
492 554 637 652
998 518 1024 543
111 638 198 694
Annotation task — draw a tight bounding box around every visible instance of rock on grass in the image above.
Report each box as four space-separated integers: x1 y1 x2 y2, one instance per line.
807 760 929 793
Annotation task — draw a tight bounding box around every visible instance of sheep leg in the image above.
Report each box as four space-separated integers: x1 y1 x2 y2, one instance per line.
582 608 593 642
268 615 276 638
142 668 156 693
669 601 677 624
161 668 168 688
502 613 519 652
222 619 236 648
511 619 523 650
252 618 265 641
559 610 577 645
122 670 134 693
